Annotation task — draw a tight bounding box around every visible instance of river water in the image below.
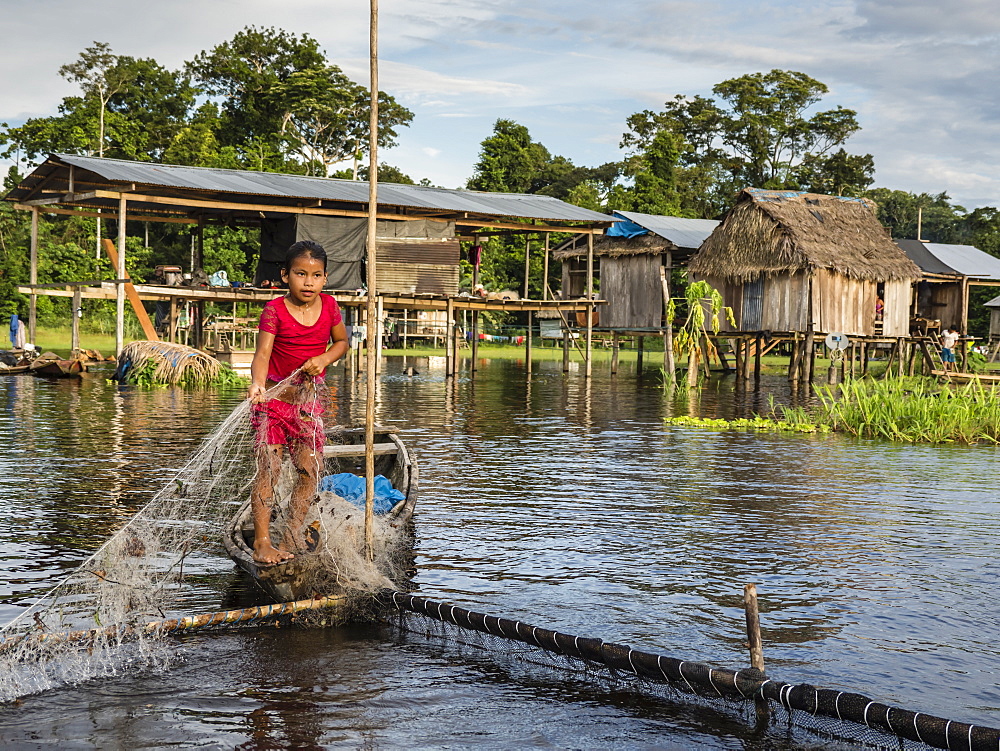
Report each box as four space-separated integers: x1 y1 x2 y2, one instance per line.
0 357 997 749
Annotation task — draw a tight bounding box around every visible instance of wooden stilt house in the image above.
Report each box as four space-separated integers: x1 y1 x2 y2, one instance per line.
688 189 921 337
554 211 719 328
896 239 1000 333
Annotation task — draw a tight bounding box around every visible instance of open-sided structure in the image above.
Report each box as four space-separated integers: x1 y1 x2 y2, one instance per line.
689 189 922 338
896 239 1000 333
5 154 613 371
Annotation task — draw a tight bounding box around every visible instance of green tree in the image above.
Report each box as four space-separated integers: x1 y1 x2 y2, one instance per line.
865 189 961 241
622 69 871 214
58 42 131 158
271 66 413 176
187 27 325 151
467 119 553 193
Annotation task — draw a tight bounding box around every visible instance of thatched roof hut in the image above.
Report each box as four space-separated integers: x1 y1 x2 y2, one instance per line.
689 189 922 337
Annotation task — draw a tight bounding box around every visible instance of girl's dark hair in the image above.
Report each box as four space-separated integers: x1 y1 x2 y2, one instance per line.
284 240 327 271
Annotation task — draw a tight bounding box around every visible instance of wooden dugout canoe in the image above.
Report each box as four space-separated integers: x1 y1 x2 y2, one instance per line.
222 426 417 603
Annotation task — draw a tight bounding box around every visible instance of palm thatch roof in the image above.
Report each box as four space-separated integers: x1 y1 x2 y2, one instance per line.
552 233 672 261
689 189 921 284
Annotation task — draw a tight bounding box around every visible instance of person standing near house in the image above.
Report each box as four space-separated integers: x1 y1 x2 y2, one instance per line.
940 327 960 372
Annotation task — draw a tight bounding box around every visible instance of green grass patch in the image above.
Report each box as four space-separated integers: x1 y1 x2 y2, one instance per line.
801 377 1000 444
664 414 831 434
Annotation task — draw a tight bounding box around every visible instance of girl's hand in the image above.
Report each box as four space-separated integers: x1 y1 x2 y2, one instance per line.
300 356 325 376
248 383 266 403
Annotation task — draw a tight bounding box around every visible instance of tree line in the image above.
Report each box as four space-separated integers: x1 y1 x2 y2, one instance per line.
1 28 998 335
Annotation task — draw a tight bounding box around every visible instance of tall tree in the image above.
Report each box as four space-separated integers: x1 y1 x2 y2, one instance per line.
622 69 872 213
271 66 413 176
58 42 132 158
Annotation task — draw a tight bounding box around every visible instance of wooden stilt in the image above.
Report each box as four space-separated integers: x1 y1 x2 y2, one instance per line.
659 257 675 388
801 327 815 384
452 304 461 375
28 207 38 345
562 330 570 372
735 338 746 380
525 312 533 374
743 339 753 382
787 333 799 381
611 331 619 375
169 297 177 343
585 230 594 379
375 295 384 375
471 311 479 372
116 195 128 355
637 335 644 374
71 287 81 354
445 297 454 378
753 334 762 382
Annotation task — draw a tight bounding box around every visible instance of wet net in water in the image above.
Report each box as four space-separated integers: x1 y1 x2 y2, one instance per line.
377 591 1000 751
0 372 411 701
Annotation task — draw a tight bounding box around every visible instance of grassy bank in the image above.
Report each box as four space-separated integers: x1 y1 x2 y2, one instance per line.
29 327 124 358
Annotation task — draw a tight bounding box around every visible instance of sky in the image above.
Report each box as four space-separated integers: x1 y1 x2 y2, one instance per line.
2 0 999 208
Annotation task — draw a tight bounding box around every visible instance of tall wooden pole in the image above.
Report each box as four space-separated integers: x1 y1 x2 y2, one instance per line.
71 287 81 354
542 235 550 301
659 255 675 388
115 195 127 356
585 228 594 379
28 207 38 345
364 0 380 561
523 235 531 299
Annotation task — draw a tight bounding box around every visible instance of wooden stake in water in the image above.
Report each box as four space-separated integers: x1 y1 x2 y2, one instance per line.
743 583 765 671
364 0 380 562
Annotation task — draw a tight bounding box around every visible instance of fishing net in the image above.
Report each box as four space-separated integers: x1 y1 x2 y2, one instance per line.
378 591 1000 751
0 372 412 702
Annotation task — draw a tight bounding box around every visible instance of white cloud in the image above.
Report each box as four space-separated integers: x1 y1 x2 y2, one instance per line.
3 0 1000 206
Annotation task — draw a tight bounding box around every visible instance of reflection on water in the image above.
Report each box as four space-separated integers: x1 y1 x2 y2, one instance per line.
0 358 998 747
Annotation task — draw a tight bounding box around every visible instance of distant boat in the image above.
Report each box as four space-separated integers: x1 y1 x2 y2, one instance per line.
223 426 417 603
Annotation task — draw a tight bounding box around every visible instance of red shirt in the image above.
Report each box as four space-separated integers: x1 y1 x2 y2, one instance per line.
258 294 343 382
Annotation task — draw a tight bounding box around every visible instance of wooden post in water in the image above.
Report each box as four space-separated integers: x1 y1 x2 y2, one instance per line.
525 311 533 375
71 287 81 354
753 334 762 382
611 331 619 375
636 335 644 374
116 195 127 356
28 207 38 345
453 303 461 374
659 259 675 388
542 235 550 301
445 297 454 377
562 329 570 372
585 229 594 379
363 0 380 561
743 583 765 671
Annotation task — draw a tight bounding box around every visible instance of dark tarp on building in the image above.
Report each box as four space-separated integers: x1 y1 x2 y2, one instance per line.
256 216 457 291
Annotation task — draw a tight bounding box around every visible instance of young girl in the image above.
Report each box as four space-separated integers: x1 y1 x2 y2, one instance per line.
249 240 349 565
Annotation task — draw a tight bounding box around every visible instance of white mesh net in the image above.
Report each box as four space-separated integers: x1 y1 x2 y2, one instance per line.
0 372 412 701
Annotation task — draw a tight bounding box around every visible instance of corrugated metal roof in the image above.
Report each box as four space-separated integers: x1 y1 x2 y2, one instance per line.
614 210 720 250
922 242 1000 281
37 154 613 224
896 239 958 276
985 295 1000 308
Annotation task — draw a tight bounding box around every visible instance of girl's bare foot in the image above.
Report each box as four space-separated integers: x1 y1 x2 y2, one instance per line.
253 537 294 565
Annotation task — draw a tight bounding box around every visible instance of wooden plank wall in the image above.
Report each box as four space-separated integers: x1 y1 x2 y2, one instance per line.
882 280 911 337
377 239 460 295
761 272 809 332
811 269 875 336
601 255 662 328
